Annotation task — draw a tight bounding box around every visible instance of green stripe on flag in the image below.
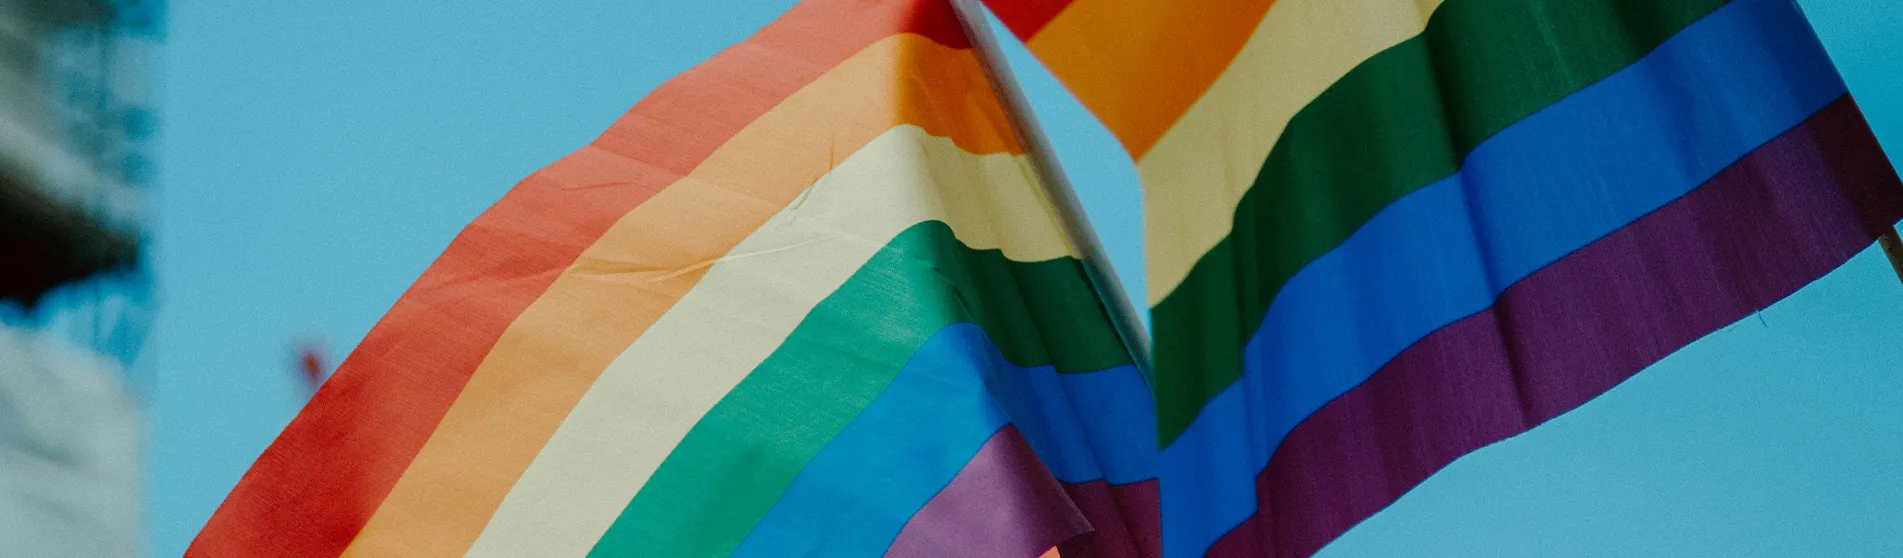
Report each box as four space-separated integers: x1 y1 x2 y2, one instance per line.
588 220 1128 557
1151 0 1733 445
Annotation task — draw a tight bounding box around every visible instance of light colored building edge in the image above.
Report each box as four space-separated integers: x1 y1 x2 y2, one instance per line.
0 322 140 557
0 4 149 557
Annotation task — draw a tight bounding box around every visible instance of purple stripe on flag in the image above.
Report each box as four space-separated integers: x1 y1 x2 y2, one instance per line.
1061 479 1162 558
1208 98 1903 557
886 426 1091 558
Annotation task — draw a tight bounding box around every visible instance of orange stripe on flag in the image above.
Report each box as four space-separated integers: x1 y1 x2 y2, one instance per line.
187 1 972 556
342 34 1020 557
1022 0 1276 158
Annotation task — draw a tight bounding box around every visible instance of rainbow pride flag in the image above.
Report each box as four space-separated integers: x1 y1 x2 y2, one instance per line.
988 0 1903 556
191 1 1154 556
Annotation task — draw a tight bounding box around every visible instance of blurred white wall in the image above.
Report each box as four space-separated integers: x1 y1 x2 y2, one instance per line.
0 323 139 557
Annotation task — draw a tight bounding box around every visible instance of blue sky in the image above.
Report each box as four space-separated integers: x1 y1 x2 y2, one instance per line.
148 1 1903 556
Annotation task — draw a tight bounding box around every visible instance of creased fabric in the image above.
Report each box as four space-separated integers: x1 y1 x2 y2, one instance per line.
193 1 1153 557
990 0 1903 555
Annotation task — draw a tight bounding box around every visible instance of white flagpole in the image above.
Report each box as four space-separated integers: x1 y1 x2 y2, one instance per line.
947 0 1156 383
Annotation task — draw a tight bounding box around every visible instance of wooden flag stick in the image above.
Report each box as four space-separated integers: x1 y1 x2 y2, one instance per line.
1880 227 1903 283
948 0 1156 384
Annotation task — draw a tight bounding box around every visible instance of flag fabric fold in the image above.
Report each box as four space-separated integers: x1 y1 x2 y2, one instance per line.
194 0 1903 556
190 1 1154 557
988 0 1903 556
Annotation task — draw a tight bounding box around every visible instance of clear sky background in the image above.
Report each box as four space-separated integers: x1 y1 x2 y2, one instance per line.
147 1 1903 556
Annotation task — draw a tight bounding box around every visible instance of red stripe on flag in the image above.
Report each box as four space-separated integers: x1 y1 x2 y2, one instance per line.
982 0 1075 39
187 1 969 556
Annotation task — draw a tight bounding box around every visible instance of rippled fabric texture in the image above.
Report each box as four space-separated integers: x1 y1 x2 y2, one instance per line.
987 0 1903 555
190 1 1154 556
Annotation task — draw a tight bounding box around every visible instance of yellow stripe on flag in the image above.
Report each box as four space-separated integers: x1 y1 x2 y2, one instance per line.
466 125 1070 557
340 32 1020 557
1136 0 1446 303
